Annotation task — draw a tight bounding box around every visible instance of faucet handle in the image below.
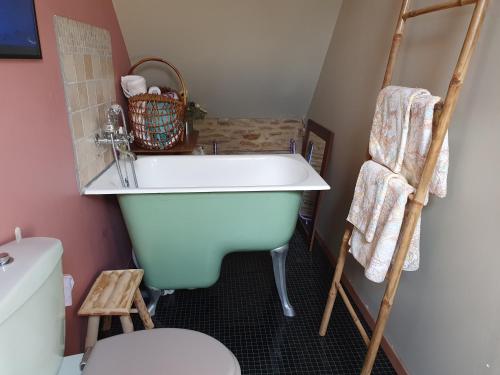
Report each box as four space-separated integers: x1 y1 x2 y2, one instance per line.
103 118 117 135
117 126 134 144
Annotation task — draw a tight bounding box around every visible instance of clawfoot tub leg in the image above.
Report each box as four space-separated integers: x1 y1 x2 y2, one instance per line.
133 249 172 317
271 244 296 317
145 286 162 316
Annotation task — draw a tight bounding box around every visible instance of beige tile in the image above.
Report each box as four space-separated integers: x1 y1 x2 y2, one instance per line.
79 137 98 169
105 56 114 79
77 83 89 109
110 82 117 101
97 104 107 125
96 80 105 104
84 54 93 80
101 80 109 102
101 80 109 103
79 165 91 188
91 106 100 129
104 149 114 164
82 107 99 136
104 79 115 102
75 140 88 168
61 54 77 83
74 54 86 82
66 83 80 112
86 149 98 167
71 111 84 139
101 57 108 79
92 55 101 79
96 157 106 173
87 163 99 184
87 81 97 106
99 56 107 79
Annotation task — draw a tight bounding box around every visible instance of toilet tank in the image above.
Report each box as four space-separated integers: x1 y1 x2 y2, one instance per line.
0 237 65 375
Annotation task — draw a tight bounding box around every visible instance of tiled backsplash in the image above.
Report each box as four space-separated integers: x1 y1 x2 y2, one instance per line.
195 118 304 154
55 16 116 191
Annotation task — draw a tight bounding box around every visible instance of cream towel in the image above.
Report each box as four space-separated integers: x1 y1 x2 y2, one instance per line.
346 86 450 282
402 94 449 198
347 160 399 243
369 86 429 173
347 160 419 283
370 85 448 197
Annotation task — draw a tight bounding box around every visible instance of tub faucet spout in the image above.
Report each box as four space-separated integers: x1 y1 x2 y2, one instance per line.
95 104 138 188
118 149 137 161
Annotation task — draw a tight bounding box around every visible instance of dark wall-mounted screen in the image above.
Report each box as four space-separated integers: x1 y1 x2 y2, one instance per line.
0 0 42 59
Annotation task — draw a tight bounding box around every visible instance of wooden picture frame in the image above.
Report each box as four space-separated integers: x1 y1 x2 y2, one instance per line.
300 119 334 251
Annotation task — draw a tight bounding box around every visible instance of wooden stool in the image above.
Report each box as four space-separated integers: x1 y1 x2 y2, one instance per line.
78 269 154 350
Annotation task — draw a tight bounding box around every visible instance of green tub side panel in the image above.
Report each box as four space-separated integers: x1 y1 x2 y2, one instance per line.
118 191 302 289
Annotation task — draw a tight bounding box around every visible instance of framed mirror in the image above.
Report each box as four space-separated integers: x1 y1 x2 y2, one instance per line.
299 119 334 251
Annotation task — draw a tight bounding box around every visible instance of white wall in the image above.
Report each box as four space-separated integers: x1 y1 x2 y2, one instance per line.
112 0 342 118
308 1 500 374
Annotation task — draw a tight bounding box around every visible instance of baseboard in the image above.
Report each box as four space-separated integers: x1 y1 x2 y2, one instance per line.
314 232 409 375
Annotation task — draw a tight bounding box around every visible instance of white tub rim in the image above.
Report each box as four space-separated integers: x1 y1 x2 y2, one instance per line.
83 153 331 195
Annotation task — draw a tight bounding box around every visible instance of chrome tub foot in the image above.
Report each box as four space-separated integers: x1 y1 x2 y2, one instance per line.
271 243 296 317
145 286 162 316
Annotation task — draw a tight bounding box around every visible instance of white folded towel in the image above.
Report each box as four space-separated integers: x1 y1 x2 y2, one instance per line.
402 94 449 198
369 86 429 173
347 160 419 283
121 75 147 98
347 160 399 243
369 86 448 198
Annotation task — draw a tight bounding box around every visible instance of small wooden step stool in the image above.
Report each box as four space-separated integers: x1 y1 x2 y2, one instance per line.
78 269 154 350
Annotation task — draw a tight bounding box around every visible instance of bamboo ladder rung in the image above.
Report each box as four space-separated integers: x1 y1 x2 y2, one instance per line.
335 282 370 346
408 195 425 206
319 225 352 337
403 0 477 19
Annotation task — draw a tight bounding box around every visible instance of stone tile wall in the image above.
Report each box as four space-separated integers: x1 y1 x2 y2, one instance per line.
195 118 304 154
194 117 327 220
55 16 116 190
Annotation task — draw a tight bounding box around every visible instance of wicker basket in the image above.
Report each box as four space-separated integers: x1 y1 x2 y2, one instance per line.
127 57 188 150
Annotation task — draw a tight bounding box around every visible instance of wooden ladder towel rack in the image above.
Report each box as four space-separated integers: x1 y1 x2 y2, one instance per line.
319 1 489 374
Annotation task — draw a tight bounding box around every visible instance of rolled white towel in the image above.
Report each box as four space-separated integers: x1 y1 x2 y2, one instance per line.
121 75 147 98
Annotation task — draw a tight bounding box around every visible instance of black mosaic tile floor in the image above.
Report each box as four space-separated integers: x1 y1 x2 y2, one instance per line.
106 228 396 374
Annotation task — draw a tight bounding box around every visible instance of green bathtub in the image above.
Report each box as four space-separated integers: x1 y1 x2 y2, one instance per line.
85 154 330 316
118 191 301 290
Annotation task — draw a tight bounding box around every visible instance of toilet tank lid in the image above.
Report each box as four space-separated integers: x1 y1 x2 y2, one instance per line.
0 237 63 325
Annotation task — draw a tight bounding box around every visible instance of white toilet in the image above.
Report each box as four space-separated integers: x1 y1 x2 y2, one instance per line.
0 237 241 375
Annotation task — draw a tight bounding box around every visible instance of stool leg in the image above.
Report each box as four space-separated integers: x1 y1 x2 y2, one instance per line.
85 316 100 350
120 315 134 333
134 289 154 329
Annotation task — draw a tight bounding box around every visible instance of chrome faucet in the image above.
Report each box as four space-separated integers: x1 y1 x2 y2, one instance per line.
118 149 138 161
95 104 138 188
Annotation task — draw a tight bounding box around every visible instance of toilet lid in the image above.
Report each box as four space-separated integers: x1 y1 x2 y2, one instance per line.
82 328 241 375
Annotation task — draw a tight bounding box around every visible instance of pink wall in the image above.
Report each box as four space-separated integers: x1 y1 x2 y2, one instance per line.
0 0 132 355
